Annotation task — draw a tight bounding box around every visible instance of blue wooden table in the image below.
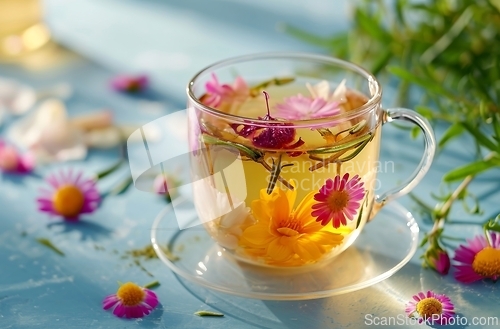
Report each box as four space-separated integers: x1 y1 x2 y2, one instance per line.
1 1 499 328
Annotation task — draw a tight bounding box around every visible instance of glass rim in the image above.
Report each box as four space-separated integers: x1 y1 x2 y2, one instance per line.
186 52 382 128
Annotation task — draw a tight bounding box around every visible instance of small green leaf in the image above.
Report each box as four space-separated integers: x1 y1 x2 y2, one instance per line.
36 238 65 256
484 215 500 233
443 158 499 182
408 193 434 212
387 66 454 99
110 176 133 195
354 8 392 42
96 160 124 180
419 235 429 248
439 123 464 148
410 126 421 139
143 281 160 289
461 122 498 151
280 24 334 48
355 203 364 229
194 311 224 317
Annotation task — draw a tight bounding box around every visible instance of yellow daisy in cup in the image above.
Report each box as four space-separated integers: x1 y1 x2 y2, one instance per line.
239 182 343 266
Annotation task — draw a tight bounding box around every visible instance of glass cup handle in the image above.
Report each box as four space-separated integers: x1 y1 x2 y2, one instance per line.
369 107 437 220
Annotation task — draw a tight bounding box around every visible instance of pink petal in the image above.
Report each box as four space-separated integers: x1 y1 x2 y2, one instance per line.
113 303 127 317
143 290 159 308
102 295 120 310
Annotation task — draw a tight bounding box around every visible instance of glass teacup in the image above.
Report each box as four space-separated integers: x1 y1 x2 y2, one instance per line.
186 53 435 268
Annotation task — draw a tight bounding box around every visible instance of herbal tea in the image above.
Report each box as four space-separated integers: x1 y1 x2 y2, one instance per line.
190 75 382 267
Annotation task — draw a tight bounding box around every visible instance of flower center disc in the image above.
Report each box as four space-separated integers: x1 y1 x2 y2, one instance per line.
472 247 500 277
327 190 349 212
416 297 443 319
53 185 85 218
117 282 145 306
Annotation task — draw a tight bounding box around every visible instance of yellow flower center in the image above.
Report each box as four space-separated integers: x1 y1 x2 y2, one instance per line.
116 282 145 306
327 190 349 212
416 297 442 319
276 218 302 237
472 247 500 277
53 185 85 218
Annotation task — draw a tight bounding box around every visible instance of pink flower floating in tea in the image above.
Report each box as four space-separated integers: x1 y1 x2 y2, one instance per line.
311 173 365 229
103 282 159 318
405 290 455 325
274 80 345 120
274 94 341 120
231 91 304 151
0 139 34 174
202 73 249 108
239 181 343 266
453 231 500 283
37 168 101 221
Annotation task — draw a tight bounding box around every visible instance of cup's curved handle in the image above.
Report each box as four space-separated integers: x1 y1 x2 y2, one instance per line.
369 108 436 220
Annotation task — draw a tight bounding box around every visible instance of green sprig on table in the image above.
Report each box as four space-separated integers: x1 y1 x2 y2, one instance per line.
284 0 500 271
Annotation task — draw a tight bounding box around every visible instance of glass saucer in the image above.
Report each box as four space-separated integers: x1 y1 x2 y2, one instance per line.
151 201 419 301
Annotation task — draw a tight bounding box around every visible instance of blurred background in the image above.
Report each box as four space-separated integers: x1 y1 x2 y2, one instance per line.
0 0 348 104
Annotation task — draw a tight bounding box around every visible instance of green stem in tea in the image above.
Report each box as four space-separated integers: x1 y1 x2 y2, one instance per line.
266 153 294 194
308 133 373 171
259 158 294 191
309 149 349 171
202 134 294 191
202 134 263 162
307 133 372 154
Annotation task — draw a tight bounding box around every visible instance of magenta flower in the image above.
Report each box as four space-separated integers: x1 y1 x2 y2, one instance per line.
37 169 101 220
202 73 249 108
274 94 341 120
230 91 304 152
405 290 455 324
453 232 500 283
110 74 148 93
103 282 159 318
311 174 365 229
0 140 34 174
425 248 451 275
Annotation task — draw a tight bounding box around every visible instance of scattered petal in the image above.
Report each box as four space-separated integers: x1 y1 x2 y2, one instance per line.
110 74 149 93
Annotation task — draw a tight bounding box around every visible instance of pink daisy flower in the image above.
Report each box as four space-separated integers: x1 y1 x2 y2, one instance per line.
202 73 249 108
453 232 500 283
274 94 341 120
103 282 159 319
110 74 148 93
0 140 34 174
37 169 101 220
405 290 455 325
311 174 365 228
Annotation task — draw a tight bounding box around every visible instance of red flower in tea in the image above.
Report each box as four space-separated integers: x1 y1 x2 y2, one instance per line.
231 91 304 151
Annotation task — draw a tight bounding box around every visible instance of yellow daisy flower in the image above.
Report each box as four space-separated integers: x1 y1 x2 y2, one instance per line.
239 183 344 266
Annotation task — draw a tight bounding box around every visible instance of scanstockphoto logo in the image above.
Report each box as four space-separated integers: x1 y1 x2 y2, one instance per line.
126 107 397 230
126 107 247 230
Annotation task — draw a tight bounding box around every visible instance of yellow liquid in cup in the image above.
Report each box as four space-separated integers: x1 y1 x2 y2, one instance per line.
194 83 381 267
